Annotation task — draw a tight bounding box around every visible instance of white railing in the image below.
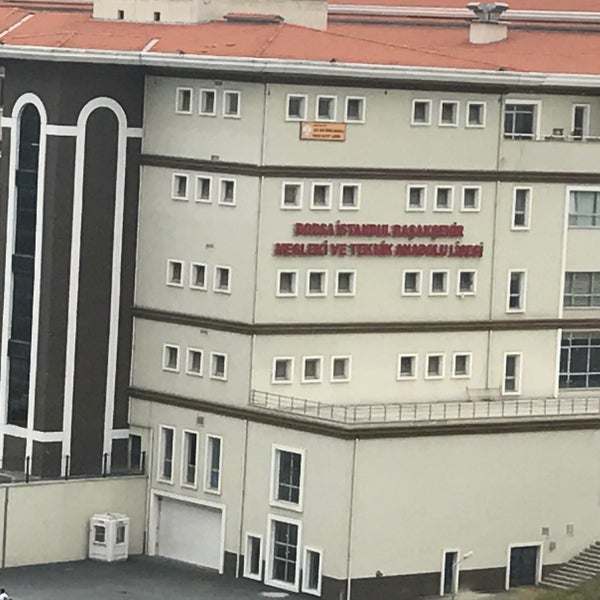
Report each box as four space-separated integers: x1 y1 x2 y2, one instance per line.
249 390 600 425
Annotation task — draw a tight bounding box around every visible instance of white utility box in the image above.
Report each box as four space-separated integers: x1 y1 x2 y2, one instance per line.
89 513 130 562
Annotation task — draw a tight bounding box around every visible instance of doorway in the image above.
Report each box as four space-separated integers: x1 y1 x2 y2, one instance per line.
441 550 458 596
508 545 540 588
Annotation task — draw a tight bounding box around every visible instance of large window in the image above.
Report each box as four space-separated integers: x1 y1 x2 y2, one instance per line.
569 190 600 227
272 447 303 508
564 272 600 307
504 102 538 139
560 332 600 389
268 518 300 590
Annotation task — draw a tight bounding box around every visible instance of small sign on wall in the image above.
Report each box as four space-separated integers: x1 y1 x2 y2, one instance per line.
300 122 347 141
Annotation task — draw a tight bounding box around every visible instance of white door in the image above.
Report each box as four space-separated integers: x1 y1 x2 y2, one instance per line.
157 497 222 570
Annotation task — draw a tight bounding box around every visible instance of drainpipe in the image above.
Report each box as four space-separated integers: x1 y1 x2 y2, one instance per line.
345 438 358 600
235 419 249 578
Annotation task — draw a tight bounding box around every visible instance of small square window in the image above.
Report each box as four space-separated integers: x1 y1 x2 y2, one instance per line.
190 263 207 290
430 270 448 295
117 9 124 19
175 88 192 114
434 187 453 212
214 266 231 293
277 270 298 297
153 11 161 21
311 183 332 209
439 101 459 126
166 260 184 287
306 270 327 296
172 173 189 201
397 354 417 380
196 176 212 202
199 89 216 116
331 356 351 382
223 91 241 118
281 182 302 209
340 184 360 210
163 345 180 372
186 348 203 376
286 94 307 121
273 357 294 383
406 185 426 211
210 353 228 380
335 270 356 296
219 179 236 205
345 97 365 123
425 354 444 379
466 102 486 127
458 270 476 295
316 96 336 121
452 353 472 378
412 100 431 125
402 270 421 296
302 356 323 383
462 187 481 212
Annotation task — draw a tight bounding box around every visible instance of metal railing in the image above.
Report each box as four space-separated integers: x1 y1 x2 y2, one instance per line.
250 390 600 425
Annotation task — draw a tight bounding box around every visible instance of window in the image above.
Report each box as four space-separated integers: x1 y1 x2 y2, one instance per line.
430 270 448 295
345 97 365 123
397 354 417 380
277 270 298 297
302 548 323 596
335 270 356 296
412 99 431 125
218 178 236 205
402 270 422 296
564 272 600 307
311 183 332 209
196 176 211 202
214 266 231 293
166 259 184 287
569 190 600 227
210 352 227 380
504 102 538 139
244 534 263 580
281 182 302 209
186 348 203 376
425 354 444 379
175 88 192 114
572 104 590 139
272 357 294 384
162 344 180 372
466 101 486 127
560 332 600 389
223 90 241 118
181 430 198 487
331 356 351 382
306 270 327 296
199 89 216 116
503 353 521 394
153 11 160 21
452 353 472 378
117 9 124 19
172 173 189 201
316 96 336 121
457 270 476 295
406 185 426 211
286 94 307 121
190 263 207 290
272 447 303 507
439 101 459 126
512 188 531 229
507 270 526 312
461 186 481 211
205 435 222 492
340 183 360 210
302 356 323 383
158 426 174 482
268 518 300 590
434 186 453 212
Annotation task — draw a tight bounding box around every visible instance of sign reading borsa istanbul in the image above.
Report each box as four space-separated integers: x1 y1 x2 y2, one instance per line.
273 222 484 258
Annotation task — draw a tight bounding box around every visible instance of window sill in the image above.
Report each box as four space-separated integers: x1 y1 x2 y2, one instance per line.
270 499 303 513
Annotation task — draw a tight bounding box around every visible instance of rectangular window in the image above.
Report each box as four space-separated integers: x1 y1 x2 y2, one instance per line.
162 344 180 372
190 263 207 290
210 353 227 380
172 173 189 201
402 270 422 296
272 447 303 507
507 270 526 312
452 353 472 378
461 186 481 211
512 188 531 229
268 518 300 590
286 94 307 121
282 182 303 209
425 354 444 379
559 332 600 389
430 270 449 295
331 356 351 382
175 88 192 114
316 96 336 121
244 534 263 580
434 186 453 212
166 259 184 287
406 185 426 211
205 435 222 492
569 190 600 227
196 176 212 202
572 104 590 140
345 97 365 123
223 90 241 118
214 266 231 293
273 357 294 384
277 270 298 297
504 102 538 139
186 348 203 376
158 426 174 482
181 430 198 487
335 270 356 296
439 100 459 126
302 356 323 383
311 183 332 209
302 548 323 596
199 89 216 116
503 353 521 394
340 183 360 210
466 101 486 127
564 272 600 307
306 270 327 296
397 354 417 380
411 99 431 125
457 270 476 295
218 178 236 205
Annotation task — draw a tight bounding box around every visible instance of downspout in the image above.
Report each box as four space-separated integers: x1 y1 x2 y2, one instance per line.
346 438 358 600
235 419 249 577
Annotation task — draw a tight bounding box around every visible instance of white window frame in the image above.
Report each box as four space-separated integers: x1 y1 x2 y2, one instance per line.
281 182 303 210
195 175 212 203
402 270 422 296
461 186 481 212
344 96 366 124
425 353 445 380
306 270 328 297
277 270 299 298
301 355 323 384
185 347 203 377
503 99 542 140
157 425 175 484
439 100 459 127
223 90 241 118
272 357 294 384
512 187 532 230
310 182 332 210
265 514 302 593
466 101 486 128
172 173 189 201
429 270 449 296
209 352 228 381
214 265 231 294
244 533 264 581
411 99 431 126
506 269 527 313
199 88 217 116
189 262 207 291
334 269 356 297
504 543 543 591
452 352 472 379
440 548 461 597
572 103 590 139
397 354 418 380
204 434 223 494
434 185 454 212
315 95 337 122
339 183 361 211
270 445 305 511
166 259 184 287
302 547 324 596
175 87 193 115
330 355 351 383
180 429 199 489
406 184 426 212
503 352 522 396
218 178 236 206
457 269 477 296
286 94 307 122
162 344 180 372
568 187 600 228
